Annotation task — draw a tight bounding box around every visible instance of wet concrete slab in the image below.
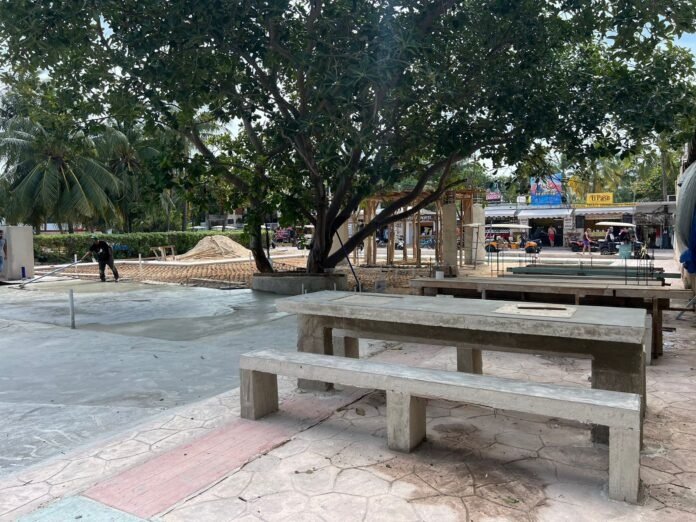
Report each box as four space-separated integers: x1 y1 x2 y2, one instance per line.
0 282 297 476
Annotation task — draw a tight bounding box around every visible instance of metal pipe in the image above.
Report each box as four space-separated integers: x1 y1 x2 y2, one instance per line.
69 289 75 329
19 257 84 288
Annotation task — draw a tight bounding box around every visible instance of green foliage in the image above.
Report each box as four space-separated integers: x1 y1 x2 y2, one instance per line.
33 231 247 264
2 1 695 270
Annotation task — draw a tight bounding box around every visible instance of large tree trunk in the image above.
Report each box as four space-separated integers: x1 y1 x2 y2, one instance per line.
307 240 327 272
249 225 274 273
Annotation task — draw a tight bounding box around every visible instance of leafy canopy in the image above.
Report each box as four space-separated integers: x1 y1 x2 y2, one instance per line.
2 1 695 268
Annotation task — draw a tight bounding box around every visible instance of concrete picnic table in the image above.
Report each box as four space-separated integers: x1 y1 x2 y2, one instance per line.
276 290 647 442
410 276 692 361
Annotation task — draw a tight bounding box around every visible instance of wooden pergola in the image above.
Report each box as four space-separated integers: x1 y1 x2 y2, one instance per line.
349 189 481 267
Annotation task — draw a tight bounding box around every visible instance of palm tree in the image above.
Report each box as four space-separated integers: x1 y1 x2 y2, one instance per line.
567 156 629 202
95 125 159 232
0 117 122 230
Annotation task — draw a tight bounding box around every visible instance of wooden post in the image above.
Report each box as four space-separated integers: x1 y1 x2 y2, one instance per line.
351 213 359 265
387 223 395 265
402 214 409 262
415 211 422 266
365 202 373 266
459 198 464 268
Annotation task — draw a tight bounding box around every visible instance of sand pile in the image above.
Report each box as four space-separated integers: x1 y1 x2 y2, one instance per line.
178 235 251 260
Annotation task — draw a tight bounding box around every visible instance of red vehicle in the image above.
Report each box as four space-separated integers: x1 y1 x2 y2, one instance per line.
569 239 599 252
274 227 295 243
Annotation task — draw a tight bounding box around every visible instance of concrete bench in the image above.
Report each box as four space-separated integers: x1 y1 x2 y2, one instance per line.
240 349 641 503
276 291 646 445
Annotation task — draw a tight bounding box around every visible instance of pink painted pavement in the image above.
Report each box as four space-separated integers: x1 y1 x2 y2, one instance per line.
85 390 365 518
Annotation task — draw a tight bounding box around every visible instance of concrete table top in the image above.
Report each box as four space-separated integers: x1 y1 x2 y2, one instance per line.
276 291 646 346
410 277 693 300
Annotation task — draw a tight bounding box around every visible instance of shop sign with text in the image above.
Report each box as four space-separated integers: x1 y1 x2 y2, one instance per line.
586 193 613 205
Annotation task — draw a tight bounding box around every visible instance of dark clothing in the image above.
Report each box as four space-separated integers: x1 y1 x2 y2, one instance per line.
89 240 112 261
98 257 119 282
89 241 119 281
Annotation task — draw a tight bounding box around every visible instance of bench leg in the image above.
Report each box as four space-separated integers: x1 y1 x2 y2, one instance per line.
456 346 483 374
609 426 641 503
386 391 426 452
591 352 645 444
656 299 666 357
297 316 334 391
240 369 278 420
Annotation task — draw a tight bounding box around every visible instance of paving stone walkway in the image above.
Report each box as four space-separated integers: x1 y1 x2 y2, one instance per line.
3 311 696 521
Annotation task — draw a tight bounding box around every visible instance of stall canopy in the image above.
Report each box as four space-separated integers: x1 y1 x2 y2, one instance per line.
575 206 635 215
516 208 572 219
485 207 517 218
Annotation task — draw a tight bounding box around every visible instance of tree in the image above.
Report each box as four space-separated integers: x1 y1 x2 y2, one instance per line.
0 116 123 231
1 1 695 270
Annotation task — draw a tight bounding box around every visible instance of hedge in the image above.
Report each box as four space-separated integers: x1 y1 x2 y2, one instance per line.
34 231 248 264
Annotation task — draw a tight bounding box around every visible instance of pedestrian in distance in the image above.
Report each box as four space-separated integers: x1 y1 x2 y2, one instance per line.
547 225 556 247
86 235 119 282
605 227 615 242
0 229 7 278
582 227 592 255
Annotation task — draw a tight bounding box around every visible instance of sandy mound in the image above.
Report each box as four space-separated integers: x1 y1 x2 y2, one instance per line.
178 235 251 260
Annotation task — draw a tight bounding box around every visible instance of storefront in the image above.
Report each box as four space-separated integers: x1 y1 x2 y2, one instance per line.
573 206 635 242
484 206 518 223
634 202 675 249
516 208 573 246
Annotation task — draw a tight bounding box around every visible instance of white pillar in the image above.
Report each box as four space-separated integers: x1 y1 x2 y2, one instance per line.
442 192 458 275
0 225 34 281
473 204 486 263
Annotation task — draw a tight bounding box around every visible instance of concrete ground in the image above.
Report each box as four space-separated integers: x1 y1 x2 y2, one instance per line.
3 309 696 521
0 282 297 476
2 254 695 521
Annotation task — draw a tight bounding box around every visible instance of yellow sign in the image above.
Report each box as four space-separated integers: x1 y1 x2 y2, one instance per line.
586 193 613 205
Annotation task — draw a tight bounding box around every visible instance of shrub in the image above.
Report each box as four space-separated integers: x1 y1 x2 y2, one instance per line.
34 231 248 264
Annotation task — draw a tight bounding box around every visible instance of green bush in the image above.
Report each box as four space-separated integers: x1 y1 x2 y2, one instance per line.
34 231 248 264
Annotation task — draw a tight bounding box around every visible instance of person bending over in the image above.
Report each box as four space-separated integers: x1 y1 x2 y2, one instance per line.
87 236 119 282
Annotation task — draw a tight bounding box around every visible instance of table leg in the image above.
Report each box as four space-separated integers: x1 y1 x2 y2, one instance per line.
297 315 334 391
655 299 665 357
591 351 645 444
457 345 483 374
333 335 360 359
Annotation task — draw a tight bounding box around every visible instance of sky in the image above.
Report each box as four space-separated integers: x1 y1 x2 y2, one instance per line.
677 33 696 57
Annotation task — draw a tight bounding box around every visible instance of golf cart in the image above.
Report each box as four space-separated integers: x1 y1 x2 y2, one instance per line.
485 224 541 254
296 224 315 249
596 221 649 259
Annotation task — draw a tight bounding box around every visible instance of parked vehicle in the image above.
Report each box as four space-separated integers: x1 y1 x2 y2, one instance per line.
599 239 648 259
595 221 649 259
420 236 436 249
485 237 541 254
569 239 599 252
274 227 295 243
